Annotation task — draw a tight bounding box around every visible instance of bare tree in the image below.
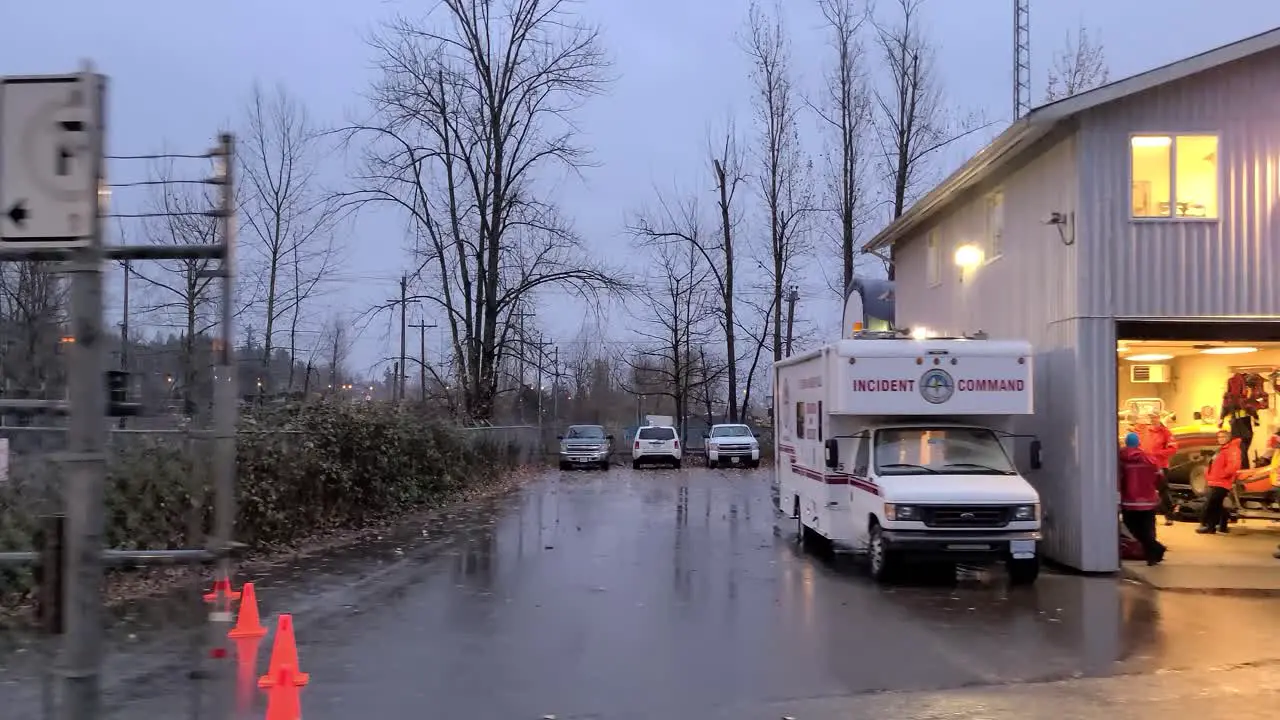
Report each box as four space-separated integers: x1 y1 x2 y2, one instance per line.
873 0 991 279
814 0 874 294
240 84 342 395
744 0 814 362
340 0 624 421
323 313 352 395
131 164 222 413
1045 25 1109 102
735 293 777 422
629 136 744 422
620 226 719 443
0 262 66 399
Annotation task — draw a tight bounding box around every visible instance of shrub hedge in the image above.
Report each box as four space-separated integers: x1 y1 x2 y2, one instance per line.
0 402 522 601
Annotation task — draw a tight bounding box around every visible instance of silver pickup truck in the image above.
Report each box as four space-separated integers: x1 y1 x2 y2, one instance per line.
557 424 614 470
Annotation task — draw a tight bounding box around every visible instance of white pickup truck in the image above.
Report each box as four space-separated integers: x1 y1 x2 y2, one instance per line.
773 332 1044 585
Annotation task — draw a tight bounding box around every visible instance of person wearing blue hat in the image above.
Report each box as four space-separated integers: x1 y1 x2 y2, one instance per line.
1119 431 1166 565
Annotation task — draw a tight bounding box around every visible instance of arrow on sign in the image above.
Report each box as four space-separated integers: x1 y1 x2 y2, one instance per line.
6 200 28 228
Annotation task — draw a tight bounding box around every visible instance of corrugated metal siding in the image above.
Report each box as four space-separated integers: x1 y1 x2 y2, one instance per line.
891 137 1103 568
1077 47 1280 317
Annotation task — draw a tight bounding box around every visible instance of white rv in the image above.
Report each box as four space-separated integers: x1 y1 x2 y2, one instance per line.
774 332 1043 584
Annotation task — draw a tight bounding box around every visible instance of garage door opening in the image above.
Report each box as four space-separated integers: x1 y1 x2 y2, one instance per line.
1116 321 1280 584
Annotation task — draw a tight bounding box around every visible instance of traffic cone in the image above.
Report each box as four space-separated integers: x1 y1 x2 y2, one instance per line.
258 614 310 688
263 665 303 720
229 583 267 639
232 634 264 716
203 574 242 604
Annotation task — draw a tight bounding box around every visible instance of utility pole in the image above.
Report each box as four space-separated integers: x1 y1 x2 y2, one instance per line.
409 321 437 402
119 260 129 371
511 309 534 421
550 346 560 424
784 284 800 357
398 275 408 403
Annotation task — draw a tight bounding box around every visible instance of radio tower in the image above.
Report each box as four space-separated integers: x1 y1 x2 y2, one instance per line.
1013 0 1031 118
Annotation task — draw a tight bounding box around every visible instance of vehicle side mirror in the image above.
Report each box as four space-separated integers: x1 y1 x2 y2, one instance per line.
753 432 760 438
1029 439 1043 470
556 435 563 440
824 438 839 470
606 434 614 440
702 433 709 438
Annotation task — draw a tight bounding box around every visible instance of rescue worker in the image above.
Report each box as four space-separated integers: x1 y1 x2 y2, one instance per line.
1136 412 1178 525
1198 427 1244 535
1119 432 1166 565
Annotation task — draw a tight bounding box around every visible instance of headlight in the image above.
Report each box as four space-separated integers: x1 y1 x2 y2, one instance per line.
883 503 920 521
1013 504 1039 521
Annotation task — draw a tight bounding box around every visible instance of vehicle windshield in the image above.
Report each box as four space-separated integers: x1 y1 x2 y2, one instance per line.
710 425 751 437
638 427 676 440
566 425 605 439
873 427 1017 476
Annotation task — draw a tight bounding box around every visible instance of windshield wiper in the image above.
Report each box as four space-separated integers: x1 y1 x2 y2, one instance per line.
942 462 1015 475
877 463 940 474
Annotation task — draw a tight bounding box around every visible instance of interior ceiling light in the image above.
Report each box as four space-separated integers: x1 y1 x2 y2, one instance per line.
1200 346 1258 355
1131 135 1172 148
1126 353 1174 362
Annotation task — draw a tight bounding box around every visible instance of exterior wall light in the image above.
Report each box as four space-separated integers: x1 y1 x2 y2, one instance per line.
954 243 984 270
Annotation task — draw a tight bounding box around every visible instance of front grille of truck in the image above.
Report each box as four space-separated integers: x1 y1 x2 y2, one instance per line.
921 506 1010 529
717 444 751 452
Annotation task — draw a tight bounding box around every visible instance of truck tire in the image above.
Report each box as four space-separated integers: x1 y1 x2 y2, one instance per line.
1008 557 1040 586
600 460 611 471
673 459 683 470
559 462 571 471
632 459 641 470
868 523 895 583
708 459 718 469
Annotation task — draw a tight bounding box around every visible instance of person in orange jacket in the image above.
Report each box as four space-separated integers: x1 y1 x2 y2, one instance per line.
1136 412 1178 525
1119 432 1166 565
1198 427 1244 534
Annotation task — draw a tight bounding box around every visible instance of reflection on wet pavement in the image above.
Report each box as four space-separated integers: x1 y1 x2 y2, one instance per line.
7 465 1280 718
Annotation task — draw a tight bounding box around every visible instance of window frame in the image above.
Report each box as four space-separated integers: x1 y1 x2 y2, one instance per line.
984 190 1005 261
1127 131 1221 223
925 230 941 287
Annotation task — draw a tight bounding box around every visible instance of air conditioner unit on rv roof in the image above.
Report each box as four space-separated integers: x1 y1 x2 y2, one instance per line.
1130 364 1171 383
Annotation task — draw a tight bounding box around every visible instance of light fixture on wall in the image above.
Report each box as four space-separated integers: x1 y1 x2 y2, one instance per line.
1200 346 1258 355
954 243 983 270
1126 353 1174 362
1131 135 1172 148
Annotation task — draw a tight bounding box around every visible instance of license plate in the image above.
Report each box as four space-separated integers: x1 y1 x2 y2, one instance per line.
649 441 663 446
1010 539 1036 559
947 543 991 551
573 458 588 463
730 457 740 464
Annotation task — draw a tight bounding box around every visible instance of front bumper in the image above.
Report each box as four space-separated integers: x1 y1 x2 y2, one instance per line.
707 446 760 462
560 450 609 464
880 529 1041 563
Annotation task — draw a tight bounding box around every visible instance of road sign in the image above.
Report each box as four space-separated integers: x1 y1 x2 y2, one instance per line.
0 74 102 248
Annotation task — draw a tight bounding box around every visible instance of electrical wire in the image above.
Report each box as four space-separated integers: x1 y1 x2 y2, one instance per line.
107 153 214 161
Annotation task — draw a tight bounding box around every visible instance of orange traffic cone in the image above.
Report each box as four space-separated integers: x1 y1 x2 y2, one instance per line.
203 574 242 604
258 614 310 688
229 583 267 639
263 665 303 720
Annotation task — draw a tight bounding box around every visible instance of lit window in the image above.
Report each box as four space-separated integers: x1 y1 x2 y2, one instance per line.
985 192 1004 258
926 230 941 287
1130 134 1219 219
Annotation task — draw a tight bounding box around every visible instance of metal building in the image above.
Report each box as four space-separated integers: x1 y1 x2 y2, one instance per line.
862 29 1280 572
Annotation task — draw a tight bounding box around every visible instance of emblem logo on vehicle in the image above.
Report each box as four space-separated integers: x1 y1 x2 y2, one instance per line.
919 368 955 405
960 512 975 519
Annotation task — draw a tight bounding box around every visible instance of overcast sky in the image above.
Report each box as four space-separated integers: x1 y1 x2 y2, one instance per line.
3 0 1277 377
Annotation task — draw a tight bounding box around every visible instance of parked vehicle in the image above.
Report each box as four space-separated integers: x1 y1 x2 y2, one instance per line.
774 331 1043 585
704 423 761 468
558 425 613 471
632 425 682 469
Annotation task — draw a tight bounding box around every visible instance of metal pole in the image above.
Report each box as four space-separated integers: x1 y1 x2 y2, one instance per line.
202 132 238 720
60 67 108 720
551 346 559 425
398 276 407 403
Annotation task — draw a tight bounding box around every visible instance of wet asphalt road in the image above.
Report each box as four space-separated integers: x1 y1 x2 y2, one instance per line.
9 465 1280 718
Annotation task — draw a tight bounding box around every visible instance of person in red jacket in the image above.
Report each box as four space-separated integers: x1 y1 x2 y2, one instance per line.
1119 432 1166 565
1198 428 1244 534
1136 412 1179 525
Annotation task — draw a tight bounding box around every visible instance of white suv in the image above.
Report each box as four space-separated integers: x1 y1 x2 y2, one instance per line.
632 425 682 469
704 423 761 468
